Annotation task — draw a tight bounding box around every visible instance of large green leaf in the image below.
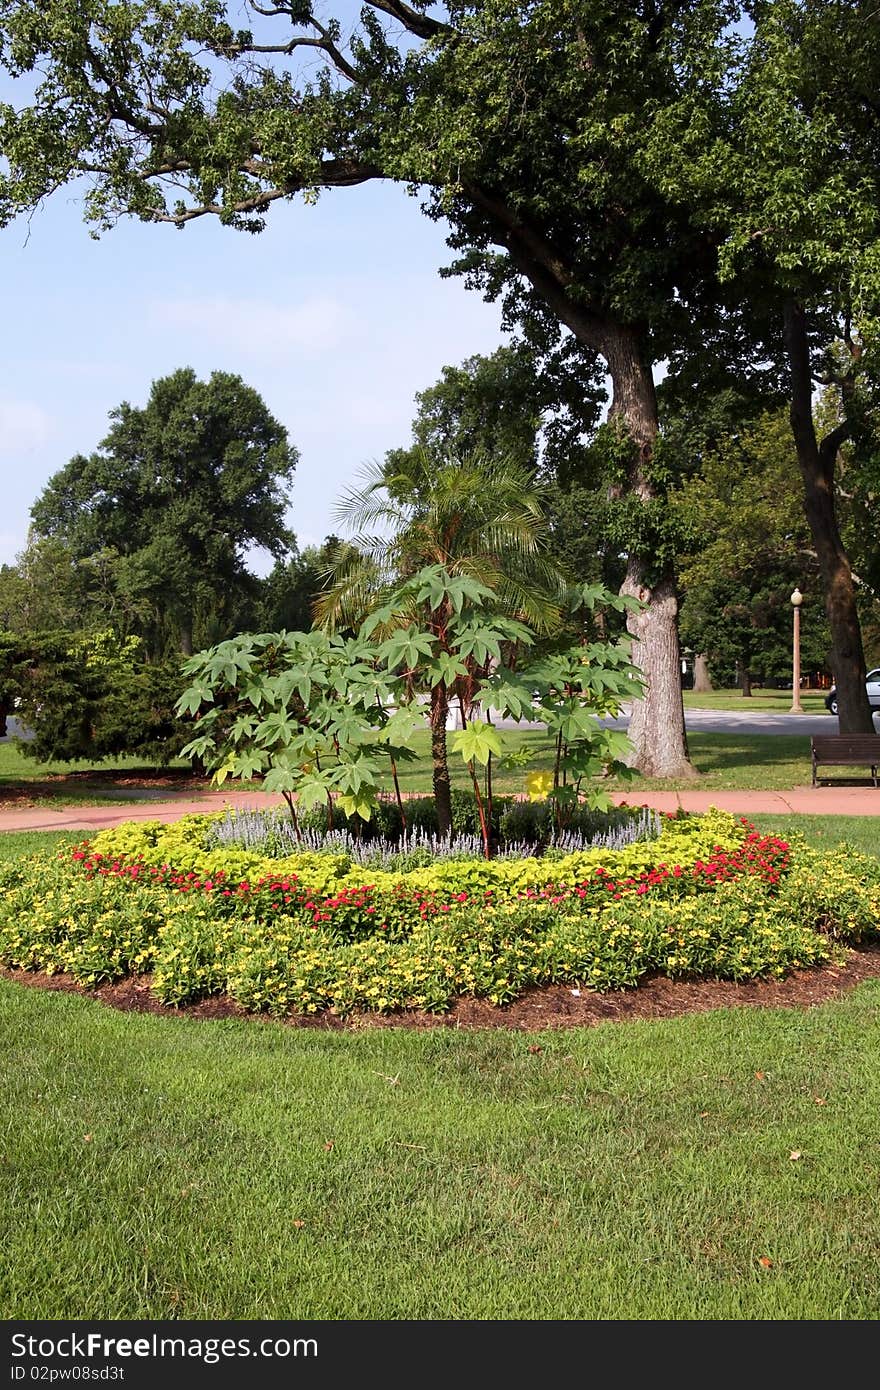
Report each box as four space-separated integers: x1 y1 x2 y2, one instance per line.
229 713 258 743
451 621 502 666
411 567 495 615
231 750 269 780
261 765 301 794
334 756 384 795
295 774 336 812
336 791 375 822
426 651 469 687
174 678 214 716
378 706 427 743
450 720 503 766
541 702 597 741
379 627 437 672
179 734 216 762
254 711 297 747
482 669 538 720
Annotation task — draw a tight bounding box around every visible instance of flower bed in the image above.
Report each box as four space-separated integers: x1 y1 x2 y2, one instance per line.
1 809 878 1017
69 804 751 897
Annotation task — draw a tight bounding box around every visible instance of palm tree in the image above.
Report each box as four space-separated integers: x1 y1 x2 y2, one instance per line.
316 448 567 834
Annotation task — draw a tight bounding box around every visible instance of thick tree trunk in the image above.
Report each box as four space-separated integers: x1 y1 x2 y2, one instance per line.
605 328 696 778
180 623 193 658
466 199 693 776
622 568 696 776
738 664 752 698
693 654 713 693
784 302 873 734
430 683 453 836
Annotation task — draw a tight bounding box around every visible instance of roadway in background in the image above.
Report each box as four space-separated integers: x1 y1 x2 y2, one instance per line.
3 709 875 742
490 705 869 736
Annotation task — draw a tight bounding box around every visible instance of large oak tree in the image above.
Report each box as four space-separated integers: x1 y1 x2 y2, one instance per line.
31 367 298 656
0 0 751 777
649 0 880 731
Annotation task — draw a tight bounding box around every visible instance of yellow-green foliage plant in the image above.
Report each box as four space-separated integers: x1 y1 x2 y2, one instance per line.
86 806 748 901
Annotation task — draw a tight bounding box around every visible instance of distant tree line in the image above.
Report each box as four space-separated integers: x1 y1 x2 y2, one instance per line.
0 368 326 761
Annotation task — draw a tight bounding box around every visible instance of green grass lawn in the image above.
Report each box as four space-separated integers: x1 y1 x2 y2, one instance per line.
617 733 818 791
2 820 879 1320
389 730 818 793
751 815 880 858
0 742 194 805
2 976 879 1319
0 725 863 804
683 688 830 713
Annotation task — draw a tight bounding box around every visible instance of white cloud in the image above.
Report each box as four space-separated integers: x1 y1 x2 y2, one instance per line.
0 400 52 456
150 294 354 355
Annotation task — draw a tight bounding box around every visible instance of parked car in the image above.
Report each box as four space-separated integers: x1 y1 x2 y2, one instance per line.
824 668 880 716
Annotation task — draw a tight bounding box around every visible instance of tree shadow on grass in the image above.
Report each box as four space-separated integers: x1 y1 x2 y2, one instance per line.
607 734 813 791
689 734 810 772
0 766 213 807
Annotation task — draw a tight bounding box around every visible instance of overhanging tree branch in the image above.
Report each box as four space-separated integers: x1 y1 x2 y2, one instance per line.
364 1 453 41
464 180 610 352
223 31 361 84
75 155 386 223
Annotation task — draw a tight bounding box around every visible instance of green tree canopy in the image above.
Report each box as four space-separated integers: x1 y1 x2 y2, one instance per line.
30 368 298 656
0 628 191 761
385 343 606 479
387 346 618 599
0 533 154 638
255 536 340 635
645 0 880 729
672 409 831 689
386 347 543 477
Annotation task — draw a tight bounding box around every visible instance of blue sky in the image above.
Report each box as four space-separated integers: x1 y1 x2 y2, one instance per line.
0 177 508 572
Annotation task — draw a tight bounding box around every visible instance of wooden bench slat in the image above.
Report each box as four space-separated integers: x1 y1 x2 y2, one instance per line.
812 738 880 751
811 734 880 787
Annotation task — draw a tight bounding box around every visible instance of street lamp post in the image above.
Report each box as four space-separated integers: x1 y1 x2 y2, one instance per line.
790 587 804 714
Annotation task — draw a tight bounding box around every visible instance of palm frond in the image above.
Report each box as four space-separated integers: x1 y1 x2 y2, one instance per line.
322 446 570 637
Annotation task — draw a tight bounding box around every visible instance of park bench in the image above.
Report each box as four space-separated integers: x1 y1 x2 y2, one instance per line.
811 734 880 787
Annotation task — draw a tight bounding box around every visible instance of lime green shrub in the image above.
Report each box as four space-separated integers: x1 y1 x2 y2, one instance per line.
84 805 747 899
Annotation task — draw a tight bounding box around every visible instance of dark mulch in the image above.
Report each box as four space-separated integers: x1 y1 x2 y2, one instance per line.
4 944 880 1032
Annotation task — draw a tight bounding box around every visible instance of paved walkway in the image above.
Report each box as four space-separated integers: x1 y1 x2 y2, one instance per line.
613 787 880 817
1 783 879 834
